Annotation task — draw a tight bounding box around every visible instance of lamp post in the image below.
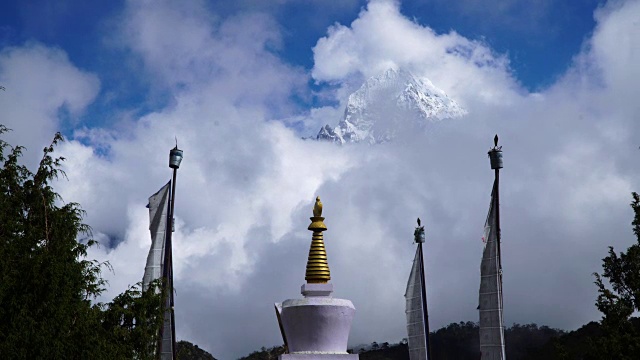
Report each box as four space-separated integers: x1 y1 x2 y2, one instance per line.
165 144 182 359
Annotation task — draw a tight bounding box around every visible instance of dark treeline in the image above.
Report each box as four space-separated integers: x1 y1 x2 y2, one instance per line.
234 321 562 360
176 340 217 360
357 321 589 360
237 345 286 360
234 318 640 360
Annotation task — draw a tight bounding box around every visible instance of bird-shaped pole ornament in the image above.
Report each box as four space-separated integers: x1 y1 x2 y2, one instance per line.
492 134 502 151
489 134 504 169
313 196 323 217
414 218 425 243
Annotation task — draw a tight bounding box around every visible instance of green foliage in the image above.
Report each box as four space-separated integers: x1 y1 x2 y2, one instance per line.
429 321 479 359
0 126 102 358
176 340 217 360
237 323 567 360
101 280 165 359
236 345 285 360
0 126 163 359
505 324 566 360
358 340 408 360
591 192 640 359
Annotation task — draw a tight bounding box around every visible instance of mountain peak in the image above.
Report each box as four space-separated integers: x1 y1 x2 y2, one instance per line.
316 69 466 144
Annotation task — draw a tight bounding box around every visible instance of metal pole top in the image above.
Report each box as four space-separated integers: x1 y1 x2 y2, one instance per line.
414 218 425 243
169 138 183 169
488 134 503 170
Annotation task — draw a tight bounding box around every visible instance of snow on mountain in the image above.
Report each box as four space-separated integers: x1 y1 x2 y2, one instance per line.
316 68 466 144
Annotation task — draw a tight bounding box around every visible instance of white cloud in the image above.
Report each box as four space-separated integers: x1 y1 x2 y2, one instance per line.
311 0 521 107
0 42 100 167
585 0 640 109
114 0 307 118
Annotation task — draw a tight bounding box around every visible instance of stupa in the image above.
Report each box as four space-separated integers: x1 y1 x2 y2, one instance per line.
275 197 358 359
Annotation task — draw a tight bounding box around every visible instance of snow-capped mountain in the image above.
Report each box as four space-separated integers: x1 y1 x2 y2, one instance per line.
316 68 466 144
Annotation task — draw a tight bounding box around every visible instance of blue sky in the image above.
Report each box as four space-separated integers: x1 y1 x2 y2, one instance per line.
1 1 639 358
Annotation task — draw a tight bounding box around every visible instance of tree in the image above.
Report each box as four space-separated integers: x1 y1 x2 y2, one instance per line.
0 125 104 358
592 192 640 359
101 280 165 359
237 345 285 360
176 340 217 360
0 126 163 359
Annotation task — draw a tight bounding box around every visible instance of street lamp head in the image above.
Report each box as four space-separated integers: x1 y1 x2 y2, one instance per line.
169 146 183 169
488 148 503 170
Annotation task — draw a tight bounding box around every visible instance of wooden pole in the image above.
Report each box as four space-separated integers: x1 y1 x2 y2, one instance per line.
418 241 432 360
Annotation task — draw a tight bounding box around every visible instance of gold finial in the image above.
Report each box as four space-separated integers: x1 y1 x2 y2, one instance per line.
313 196 323 217
305 196 330 283
308 196 327 232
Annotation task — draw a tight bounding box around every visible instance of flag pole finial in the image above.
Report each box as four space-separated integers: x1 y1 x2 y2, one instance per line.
488 135 503 169
414 219 425 243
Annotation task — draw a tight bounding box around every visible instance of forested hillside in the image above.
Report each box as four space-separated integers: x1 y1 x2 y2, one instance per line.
235 320 640 360
236 322 564 360
177 340 217 360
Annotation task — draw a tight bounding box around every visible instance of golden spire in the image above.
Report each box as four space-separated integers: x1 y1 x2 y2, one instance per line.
305 196 330 283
